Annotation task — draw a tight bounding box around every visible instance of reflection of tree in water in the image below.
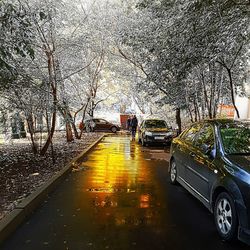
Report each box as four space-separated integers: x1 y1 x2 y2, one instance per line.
93 195 118 208
221 126 250 154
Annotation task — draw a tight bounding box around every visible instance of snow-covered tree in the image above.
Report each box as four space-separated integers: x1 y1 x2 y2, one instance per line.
118 0 250 130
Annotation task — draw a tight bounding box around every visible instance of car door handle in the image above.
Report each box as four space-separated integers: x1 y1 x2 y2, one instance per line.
189 152 196 158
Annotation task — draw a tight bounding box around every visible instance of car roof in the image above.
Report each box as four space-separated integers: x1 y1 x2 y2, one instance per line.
85 118 106 120
143 119 166 121
194 119 250 126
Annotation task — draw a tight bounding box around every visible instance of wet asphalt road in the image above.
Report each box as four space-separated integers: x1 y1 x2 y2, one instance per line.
1 136 249 250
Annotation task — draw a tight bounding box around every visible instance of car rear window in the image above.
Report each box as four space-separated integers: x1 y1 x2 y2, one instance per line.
220 123 250 154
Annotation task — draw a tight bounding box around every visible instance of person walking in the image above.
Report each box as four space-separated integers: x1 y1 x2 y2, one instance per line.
130 115 138 140
126 116 131 132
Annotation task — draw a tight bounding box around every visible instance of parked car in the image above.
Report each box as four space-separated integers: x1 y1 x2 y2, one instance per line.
169 119 250 245
138 119 174 146
84 118 120 133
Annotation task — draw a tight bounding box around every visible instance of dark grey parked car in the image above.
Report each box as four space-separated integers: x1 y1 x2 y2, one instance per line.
169 119 250 245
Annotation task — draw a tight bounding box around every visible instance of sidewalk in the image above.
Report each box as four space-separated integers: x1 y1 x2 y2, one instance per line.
0 134 103 243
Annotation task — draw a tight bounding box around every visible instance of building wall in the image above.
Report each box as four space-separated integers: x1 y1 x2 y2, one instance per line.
235 96 250 119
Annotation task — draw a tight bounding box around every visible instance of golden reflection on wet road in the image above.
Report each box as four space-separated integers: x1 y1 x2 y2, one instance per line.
77 136 168 231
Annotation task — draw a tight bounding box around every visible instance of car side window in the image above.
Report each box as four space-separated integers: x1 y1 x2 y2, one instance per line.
182 124 202 143
194 124 215 150
99 119 107 124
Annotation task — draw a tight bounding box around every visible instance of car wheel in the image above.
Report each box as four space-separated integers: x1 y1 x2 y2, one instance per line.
169 159 177 184
111 126 117 133
214 192 238 241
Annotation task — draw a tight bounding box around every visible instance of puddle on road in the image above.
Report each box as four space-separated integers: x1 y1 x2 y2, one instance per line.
141 148 169 161
73 136 169 231
86 188 137 193
149 152 170 161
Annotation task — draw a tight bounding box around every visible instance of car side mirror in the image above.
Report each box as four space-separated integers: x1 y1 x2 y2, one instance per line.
200 143 211 155
210 148 216 159
201 143 215 159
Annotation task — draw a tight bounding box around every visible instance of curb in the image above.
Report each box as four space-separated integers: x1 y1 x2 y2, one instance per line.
0 134 105 244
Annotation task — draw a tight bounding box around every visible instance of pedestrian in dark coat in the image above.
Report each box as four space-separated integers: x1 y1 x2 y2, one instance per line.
126 116 131 131
131 115 138 140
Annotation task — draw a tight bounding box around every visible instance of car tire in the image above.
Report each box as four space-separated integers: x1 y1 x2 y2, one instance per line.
169 159 178 184
111 126 117 133
214 192 238 242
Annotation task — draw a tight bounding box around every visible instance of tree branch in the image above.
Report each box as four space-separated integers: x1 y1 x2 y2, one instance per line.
62 56 97 80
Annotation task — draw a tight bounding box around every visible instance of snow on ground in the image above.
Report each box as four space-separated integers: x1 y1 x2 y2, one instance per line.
0 132 103 221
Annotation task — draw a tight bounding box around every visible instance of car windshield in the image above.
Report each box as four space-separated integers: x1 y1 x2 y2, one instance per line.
220 122 250 155
144 120 167 128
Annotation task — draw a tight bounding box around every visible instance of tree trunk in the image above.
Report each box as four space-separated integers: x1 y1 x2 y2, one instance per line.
89 100 95 118
209 64 215 119
40 94 57 155
66 122 74 142
201 71 211 118
176 108 182 135
217 58 241 119
213 68 223 118
201 99 205 120
186 104 194 123
150 106 153 115
42 108 56 163
72 121 80 139
193 99 198 122
40 52 57 156
68 112 81 139
26 114 38 154
226 67 240 118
